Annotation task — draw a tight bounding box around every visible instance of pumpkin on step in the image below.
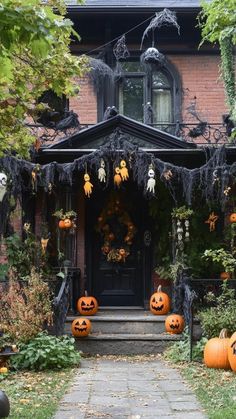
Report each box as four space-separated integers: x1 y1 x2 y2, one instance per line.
228 331 236 371
149 285 170 315
165 314 184 334
77 291 98 316
71 318 91 337
204 329 230 369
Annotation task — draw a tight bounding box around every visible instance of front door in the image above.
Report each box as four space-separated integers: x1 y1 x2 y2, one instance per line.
86 188 150 306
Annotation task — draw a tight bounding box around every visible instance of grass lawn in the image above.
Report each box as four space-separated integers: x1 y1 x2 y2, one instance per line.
0 368 75 419
177 361 236 419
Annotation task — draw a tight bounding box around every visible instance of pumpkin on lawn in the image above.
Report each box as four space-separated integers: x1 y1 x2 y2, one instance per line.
71 318 91 337
229 213 236 223
204 329 230 369
165 314 184 334
77 291 98 316
228 331 236 371
150 285 170 315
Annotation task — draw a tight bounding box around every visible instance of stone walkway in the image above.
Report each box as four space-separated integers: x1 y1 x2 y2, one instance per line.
54 356 206 419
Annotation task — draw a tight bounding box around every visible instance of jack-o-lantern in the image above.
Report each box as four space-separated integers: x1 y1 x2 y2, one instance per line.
71 317 91 337
204 329 230 369
77 291 98 316
64 218 72 229
165 314 184 334
228 331 236 371
229 213 236 223
150 285 170 315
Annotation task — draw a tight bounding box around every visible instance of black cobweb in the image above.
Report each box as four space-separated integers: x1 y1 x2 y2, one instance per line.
113 35 130 61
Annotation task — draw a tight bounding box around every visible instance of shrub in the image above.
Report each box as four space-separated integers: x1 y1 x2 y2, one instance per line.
198 282 236 338
11 332 81 371
164 330 207 363
0 268 52 343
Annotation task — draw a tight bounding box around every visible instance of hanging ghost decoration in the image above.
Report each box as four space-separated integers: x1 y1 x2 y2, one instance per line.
114 167 122 187
0 172 7 202
98 159 106 183
146 166 156 194
84 173 93 197
120 160 129 181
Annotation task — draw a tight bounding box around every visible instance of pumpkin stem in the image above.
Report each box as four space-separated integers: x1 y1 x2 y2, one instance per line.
157 285 162 292
219 328 229 339
84 290 88 297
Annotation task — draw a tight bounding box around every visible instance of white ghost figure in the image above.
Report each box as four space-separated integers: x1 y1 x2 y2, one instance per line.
0 172 7 202
98 159 106 183
146 168 156 193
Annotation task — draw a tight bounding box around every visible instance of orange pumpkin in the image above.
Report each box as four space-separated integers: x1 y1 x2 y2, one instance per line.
204 329 231 369
64 218 72 229
58 219 65 229
150 285 170 315
228 331 236 371
71 317 91 337
77 291 98 316
220 272 231 280
229 213 236 223
165 314 184 334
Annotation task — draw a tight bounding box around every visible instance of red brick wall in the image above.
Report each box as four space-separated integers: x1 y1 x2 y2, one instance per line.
169 55 228 123
69 76 97 126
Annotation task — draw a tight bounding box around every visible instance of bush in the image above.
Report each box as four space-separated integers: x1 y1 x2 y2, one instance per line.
198 282 236 338
11 332 81 371
164 330 207 363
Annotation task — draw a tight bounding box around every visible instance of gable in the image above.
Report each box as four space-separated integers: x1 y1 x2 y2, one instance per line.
46 115 197 151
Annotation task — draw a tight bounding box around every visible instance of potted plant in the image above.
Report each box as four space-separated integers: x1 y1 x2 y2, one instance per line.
202 248 236 279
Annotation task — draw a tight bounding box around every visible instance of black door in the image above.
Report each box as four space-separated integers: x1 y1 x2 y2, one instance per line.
86 188 149 306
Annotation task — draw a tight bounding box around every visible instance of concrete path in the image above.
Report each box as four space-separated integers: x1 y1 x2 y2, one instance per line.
54 356 206 419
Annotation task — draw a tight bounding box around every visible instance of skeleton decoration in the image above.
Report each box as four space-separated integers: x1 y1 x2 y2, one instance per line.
205 212 219 232
146 165 156 194
162 169 173 181
0 172 7 202
98 159 106 183
83 173 93 197
114 167 122 187
120 160 129 181
224 186 231 196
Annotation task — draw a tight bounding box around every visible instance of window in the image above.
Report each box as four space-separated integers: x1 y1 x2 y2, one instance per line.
117 60 181 128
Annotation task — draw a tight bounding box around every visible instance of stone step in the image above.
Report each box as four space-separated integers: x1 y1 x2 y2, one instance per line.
66 311 168 335
73 333 181 355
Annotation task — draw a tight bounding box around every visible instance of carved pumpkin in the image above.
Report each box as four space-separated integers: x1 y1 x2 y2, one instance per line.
228 331 236 371
64 218 72 229
220 272 231 280
229 213 236 223
0 390 10 417
150 285 170 315
77 291 98 316
71 318 91 337
204 329 230 369
165 314 184 334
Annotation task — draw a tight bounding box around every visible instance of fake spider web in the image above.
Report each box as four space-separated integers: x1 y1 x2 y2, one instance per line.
140 8 180 49
113 35 130 61
140 47 165 66
88 57 114 92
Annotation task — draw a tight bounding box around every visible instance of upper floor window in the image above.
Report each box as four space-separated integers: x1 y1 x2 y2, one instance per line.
117 60 181 127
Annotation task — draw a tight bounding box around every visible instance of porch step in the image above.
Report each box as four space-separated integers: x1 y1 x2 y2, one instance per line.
66 311 167 335
65 309 182 355
73 333 181 355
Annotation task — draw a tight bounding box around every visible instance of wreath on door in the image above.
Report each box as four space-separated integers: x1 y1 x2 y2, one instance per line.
96 198 136 263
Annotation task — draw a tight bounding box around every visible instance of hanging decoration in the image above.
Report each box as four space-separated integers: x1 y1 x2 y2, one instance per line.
114 167 122 187
31 164 41 192
97 195 136 263
84 173 93 197
88 57 114 93
205 212 219 232
0 173 7 202
98 159 106 183
172 206 194 255
141 47 165 66
41 237 49 255
140 8 180 49
119 160 129 181
146 164 156 194
113 35 130 61
162 169 173 181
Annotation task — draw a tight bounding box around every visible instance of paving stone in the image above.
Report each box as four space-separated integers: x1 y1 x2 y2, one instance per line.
54 358 206 419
